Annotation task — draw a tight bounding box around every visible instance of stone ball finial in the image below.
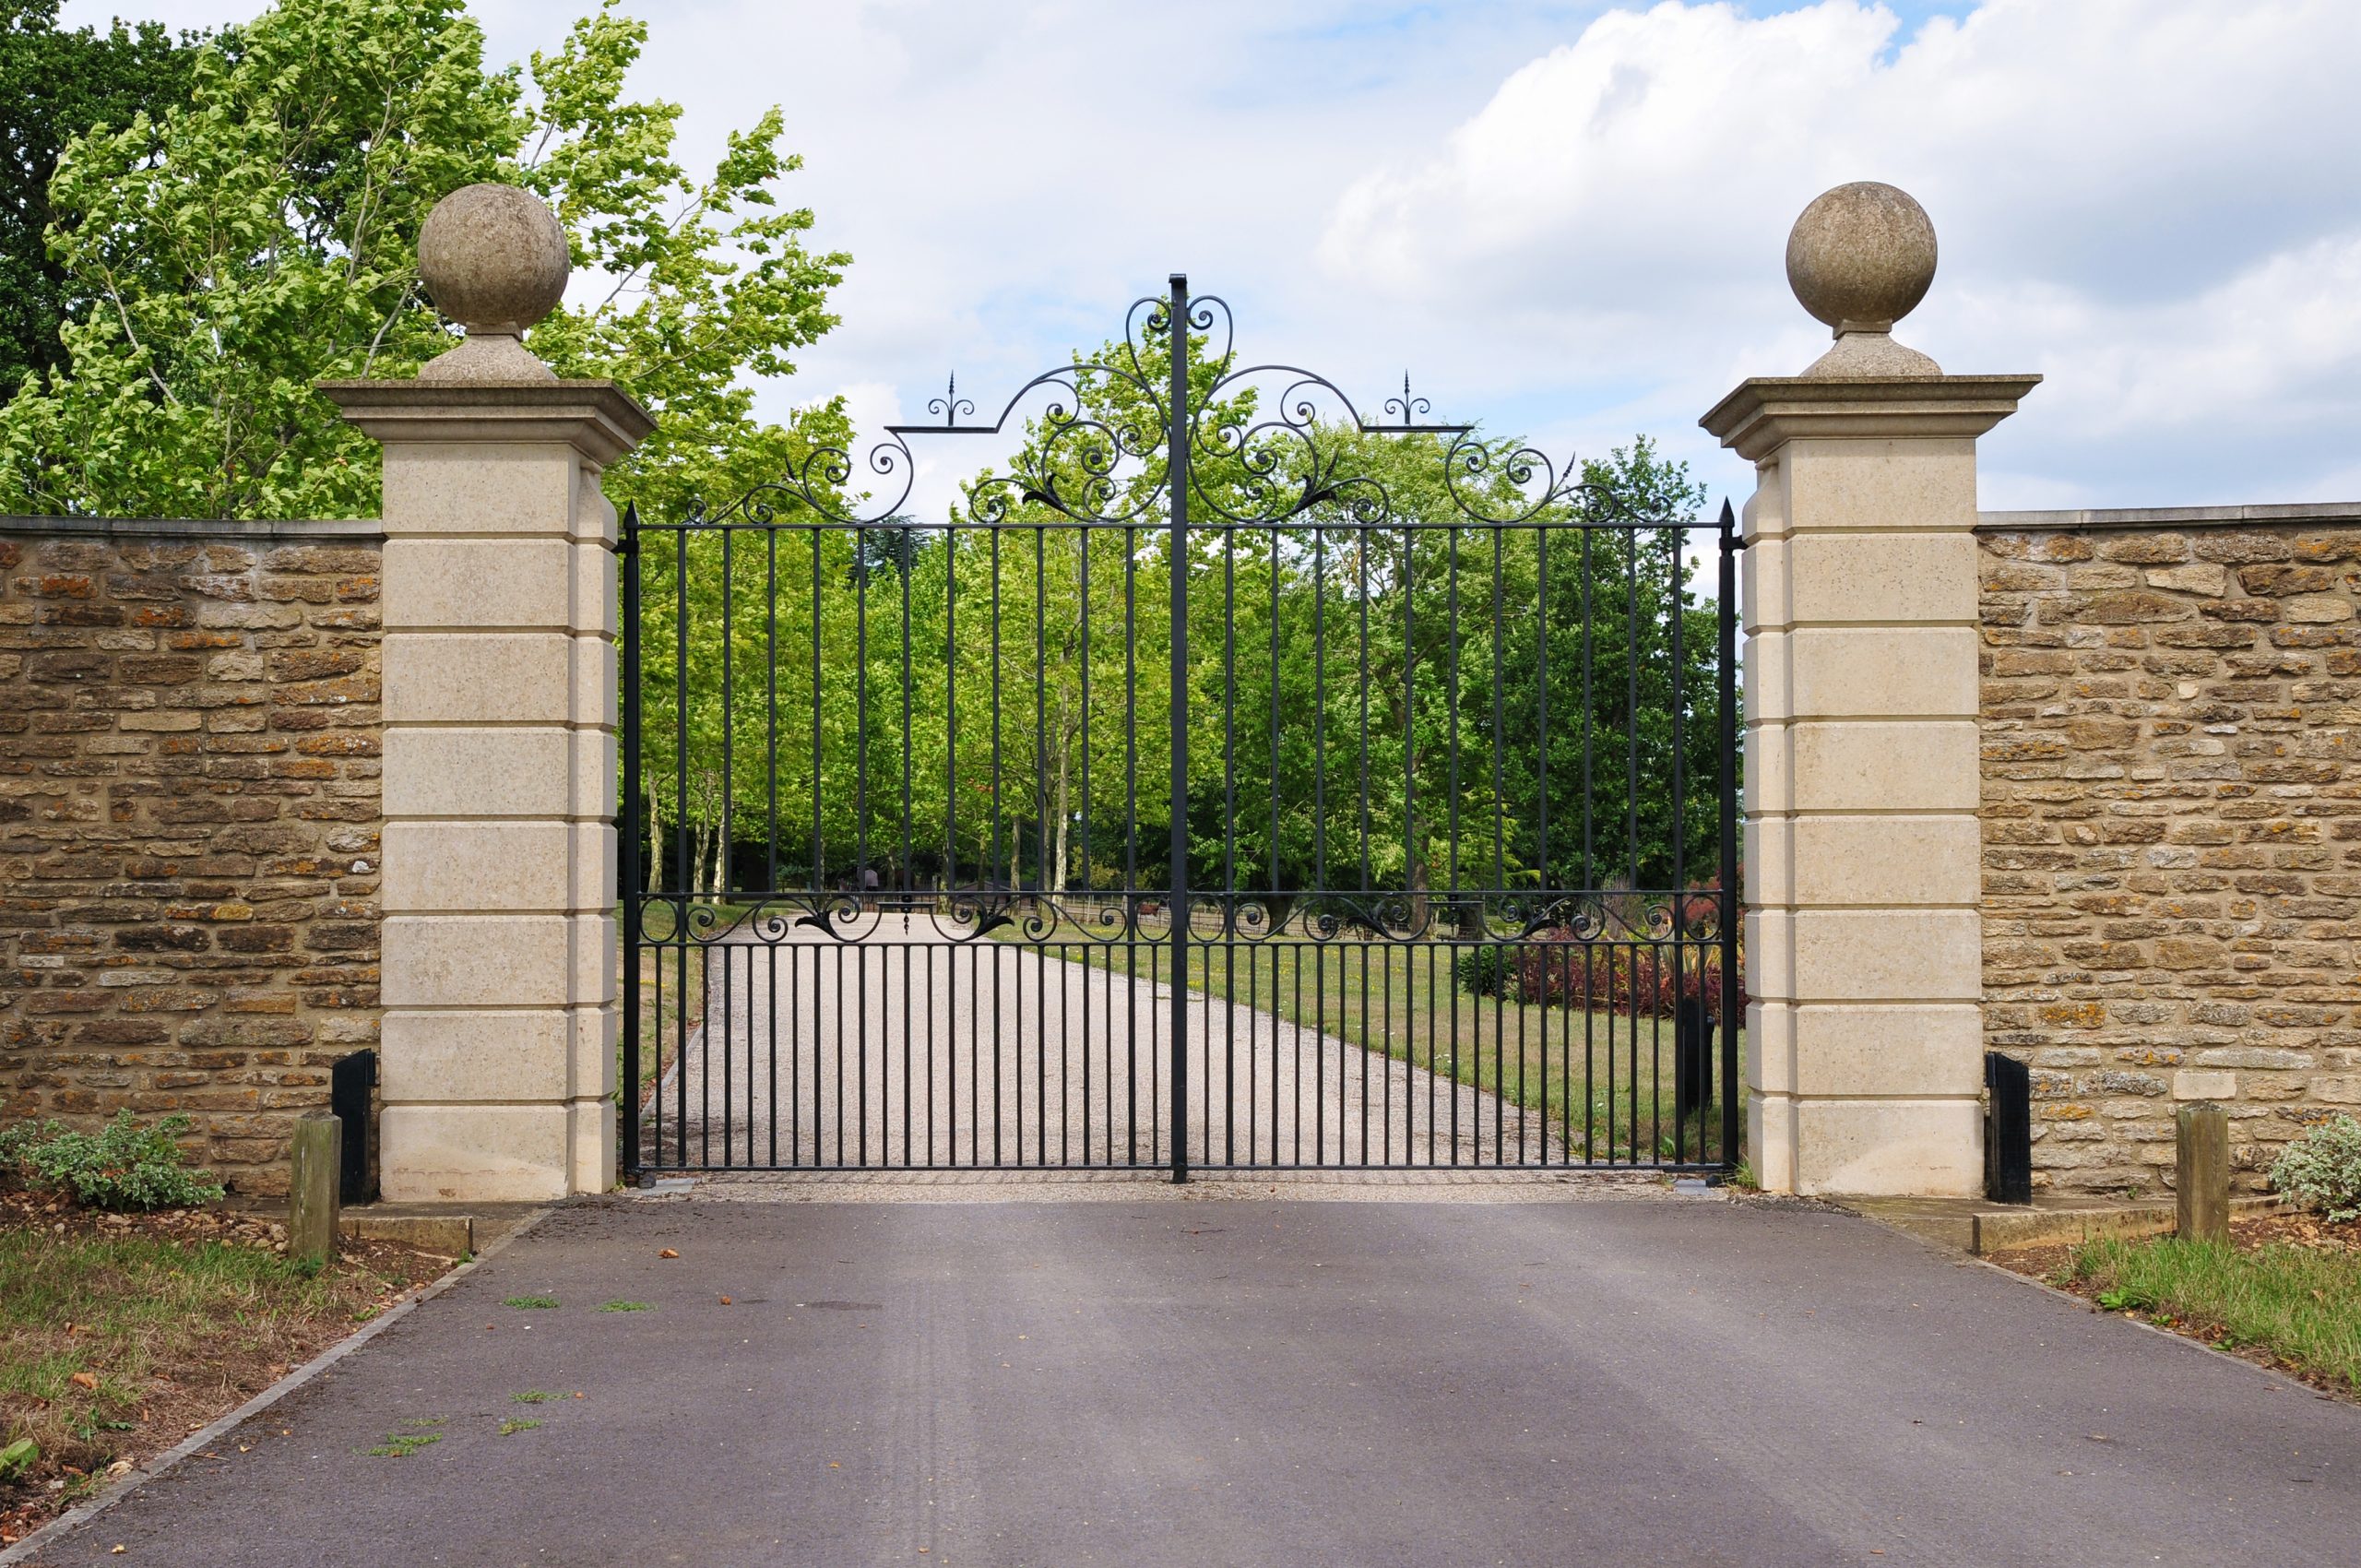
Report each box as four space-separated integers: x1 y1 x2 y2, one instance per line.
418 184 568 337
1785 182 1938 336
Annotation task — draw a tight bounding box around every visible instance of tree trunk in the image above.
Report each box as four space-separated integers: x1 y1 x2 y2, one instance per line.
647 777 663 894
1050 716 1073 896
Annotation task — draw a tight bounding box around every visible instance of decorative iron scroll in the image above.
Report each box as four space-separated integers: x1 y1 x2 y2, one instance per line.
671 284 1679 537
639 886 1721 950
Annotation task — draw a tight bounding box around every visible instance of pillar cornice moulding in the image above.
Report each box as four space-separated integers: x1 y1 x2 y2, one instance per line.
318 379 655 466
1701 374 2041 464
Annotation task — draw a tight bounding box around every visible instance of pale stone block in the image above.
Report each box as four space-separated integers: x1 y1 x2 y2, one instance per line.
2174 1069 2236 1101
570 631 617 729
1791 720 1980 812
1748 1085 1798 1194
1787 627 1978 718
1743 460 1786 541
1787 1004 1984 1097
385 632 572 723
382 820 572 912
379 1104 571 1202
570 913 618 1006
384 727 571 817
1791 909 1980 1003
1790 814 1980 906
1744 908 1794 1001
1745 626 1791 721
1791 1097 1983 1197
1742 538 1791 633
572 540 617 634
571 728 618 819
1789 533 1979 624
1745 998 1797 1094
384 538 573 629
1743 722 1794 817
1780 437 1979 533
569 822 617 915
2145 563 2226 596
381 445 581 537
569 1097 618 1192
381 1010 571 1101
1744 815 1795 907
574 459 621 547
383 915 571 1007
568 1004 619 1099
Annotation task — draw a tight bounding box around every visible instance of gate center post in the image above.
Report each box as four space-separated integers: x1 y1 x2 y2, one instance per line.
1168 273 1192 1183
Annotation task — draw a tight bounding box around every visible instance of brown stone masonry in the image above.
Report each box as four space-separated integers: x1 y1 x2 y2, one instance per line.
1980 503 2361 1194
0 517 383 1194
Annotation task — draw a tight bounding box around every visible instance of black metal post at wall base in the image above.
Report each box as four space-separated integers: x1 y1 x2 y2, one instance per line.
1986 1051 2032 1206
329 1049 377 1205
620 504 643 1183
613 276 1745 1178
1717 504 1741 1170
1168 273 1192 1185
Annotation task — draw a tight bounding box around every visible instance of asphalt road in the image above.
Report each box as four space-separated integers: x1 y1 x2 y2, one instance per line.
28 1191 2361 1567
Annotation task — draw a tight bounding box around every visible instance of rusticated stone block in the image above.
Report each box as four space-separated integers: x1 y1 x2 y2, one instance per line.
1984 516 2361 1193
0 521 383 1194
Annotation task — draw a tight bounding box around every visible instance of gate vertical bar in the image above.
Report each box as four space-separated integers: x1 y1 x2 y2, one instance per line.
620 505 643 1182
1167 273 1192 1183
1716 501 1741 1170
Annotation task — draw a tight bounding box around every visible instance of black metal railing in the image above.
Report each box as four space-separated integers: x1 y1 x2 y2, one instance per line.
622 277 1739 1179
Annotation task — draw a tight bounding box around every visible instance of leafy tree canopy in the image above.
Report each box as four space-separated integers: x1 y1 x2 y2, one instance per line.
0 1 206 395
0 0 848 520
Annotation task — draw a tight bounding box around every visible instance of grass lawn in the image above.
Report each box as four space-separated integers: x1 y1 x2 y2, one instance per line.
2018 1214 2361 1398
0 1194 449 1543
993 913 1736 1166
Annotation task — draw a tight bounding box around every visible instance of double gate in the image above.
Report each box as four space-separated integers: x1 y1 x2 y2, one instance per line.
622 278 1738 1179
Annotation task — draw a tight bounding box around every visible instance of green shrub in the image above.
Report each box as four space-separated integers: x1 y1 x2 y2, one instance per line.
1452 944 1513 998
2272 1115 2361 1223
6 1111 226 1211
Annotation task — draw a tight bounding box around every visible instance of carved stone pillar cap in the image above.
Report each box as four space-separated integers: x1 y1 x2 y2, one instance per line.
415 184 569 384
1786 182 1942 376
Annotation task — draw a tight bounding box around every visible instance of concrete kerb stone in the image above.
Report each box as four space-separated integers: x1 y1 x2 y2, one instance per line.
1842 1192 2286 1256
0 1206 550 1568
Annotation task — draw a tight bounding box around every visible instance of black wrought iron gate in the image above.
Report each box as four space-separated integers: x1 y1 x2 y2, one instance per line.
622 277 1738 1180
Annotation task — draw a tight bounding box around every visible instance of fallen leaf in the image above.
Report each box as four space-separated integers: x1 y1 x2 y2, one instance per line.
70 1372 98 1390
719 1295 733 1306
658 1249 679 1259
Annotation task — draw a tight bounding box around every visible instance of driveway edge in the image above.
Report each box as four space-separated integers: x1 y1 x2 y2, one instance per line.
0 1206 550 1567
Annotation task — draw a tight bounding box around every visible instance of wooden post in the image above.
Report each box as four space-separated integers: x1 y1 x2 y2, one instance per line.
2175 1102 2229 1244
289 1112 342 1266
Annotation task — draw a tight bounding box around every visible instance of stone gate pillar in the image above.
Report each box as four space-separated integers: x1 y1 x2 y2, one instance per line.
1702 184 2035 1195
324 185 651 1200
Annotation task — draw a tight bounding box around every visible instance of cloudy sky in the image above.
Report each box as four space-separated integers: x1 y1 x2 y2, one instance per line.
63 0 2361 525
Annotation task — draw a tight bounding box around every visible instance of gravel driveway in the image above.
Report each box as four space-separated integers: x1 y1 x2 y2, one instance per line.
642 921 1565 1170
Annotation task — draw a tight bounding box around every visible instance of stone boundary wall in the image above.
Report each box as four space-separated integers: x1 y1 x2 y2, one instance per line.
1979 502 2361 1194
0 517 384 1194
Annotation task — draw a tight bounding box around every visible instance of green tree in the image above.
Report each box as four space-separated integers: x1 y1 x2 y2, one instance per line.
0 1 204 394
0 0 847 526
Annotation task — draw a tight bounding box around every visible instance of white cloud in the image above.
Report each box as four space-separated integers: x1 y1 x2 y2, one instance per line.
1319 0 2361 508
60 0 2361 514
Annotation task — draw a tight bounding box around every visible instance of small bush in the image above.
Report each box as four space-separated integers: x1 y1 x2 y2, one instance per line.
2271 1115 2361 1223
4 1111 226 1211
1452 944 1513 997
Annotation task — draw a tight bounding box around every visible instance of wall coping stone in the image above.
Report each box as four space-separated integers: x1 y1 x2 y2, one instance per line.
1977 500 2361 533
0 515 382 540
